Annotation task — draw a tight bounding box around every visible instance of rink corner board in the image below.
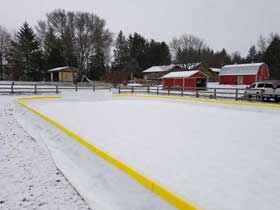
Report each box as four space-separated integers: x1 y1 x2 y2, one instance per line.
16 96 202 210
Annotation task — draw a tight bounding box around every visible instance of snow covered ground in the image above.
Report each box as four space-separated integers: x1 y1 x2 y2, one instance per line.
21 93 280 210
0 96 91 210
207 82 247 89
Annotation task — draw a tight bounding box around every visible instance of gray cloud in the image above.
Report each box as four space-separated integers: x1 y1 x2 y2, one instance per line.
0 0 279 56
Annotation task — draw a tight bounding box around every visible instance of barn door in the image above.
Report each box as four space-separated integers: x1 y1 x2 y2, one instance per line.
196 78 207 90
237 76 244 85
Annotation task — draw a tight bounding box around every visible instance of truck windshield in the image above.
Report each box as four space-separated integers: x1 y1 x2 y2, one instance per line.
250 84 256 88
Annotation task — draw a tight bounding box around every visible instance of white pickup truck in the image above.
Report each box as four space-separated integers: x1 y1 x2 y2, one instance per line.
244 81 280 102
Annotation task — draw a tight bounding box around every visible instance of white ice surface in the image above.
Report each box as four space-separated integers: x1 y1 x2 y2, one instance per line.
23 94 280 210
15 92 176 210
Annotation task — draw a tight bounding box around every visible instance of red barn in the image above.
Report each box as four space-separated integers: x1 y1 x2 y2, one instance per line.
219 63 269 85
161 70 208 90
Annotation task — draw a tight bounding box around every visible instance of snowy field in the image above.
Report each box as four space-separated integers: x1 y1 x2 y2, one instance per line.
19 92 280 210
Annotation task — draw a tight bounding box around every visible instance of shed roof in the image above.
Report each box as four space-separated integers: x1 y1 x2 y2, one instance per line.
161 70 206 79
48 66 78 72
220 63 264 76
143 64 184 73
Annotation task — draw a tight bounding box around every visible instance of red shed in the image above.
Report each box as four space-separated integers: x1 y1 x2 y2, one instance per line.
219 63 269 85
161 70 208 90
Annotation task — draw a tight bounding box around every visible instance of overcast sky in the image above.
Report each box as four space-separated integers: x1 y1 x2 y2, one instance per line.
0 0 279 56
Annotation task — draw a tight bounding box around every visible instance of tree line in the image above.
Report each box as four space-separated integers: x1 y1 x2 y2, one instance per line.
0 9 280 81
170 33 280 79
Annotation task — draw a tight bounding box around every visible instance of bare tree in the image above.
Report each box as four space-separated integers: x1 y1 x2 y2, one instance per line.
267 32 280 45
73 11 113 75
170 34 209 64
257 35 268 53
0 25 11 80
37 9 113 78
170 34 209 55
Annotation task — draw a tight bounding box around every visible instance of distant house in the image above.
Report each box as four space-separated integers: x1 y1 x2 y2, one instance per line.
219 63 269 85
48 66 79 83
210 68 221 79
161 70 208 90
186 63 218 82
142 64 185 81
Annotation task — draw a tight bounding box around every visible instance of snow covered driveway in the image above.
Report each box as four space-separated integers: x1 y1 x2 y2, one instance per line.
0 96 90 210
24 96 280 210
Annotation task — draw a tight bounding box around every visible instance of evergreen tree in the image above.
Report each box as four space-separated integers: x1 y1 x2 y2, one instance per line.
44 28 65 67
207 51 224 68
220 48 232 65
231 51 243 64
127 33 147 70
112 31 129 69
246 45 257 63
264 35 280 79
8 23 43 81
146 40 171 66
88 47 106 80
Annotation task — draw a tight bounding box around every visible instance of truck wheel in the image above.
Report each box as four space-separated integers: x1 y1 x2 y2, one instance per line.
256 93 261 100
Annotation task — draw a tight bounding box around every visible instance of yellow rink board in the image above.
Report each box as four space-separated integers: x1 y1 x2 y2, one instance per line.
16 96 202 210
114 94 280 108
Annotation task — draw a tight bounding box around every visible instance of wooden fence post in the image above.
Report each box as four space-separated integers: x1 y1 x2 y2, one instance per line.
214 88 216 99
131 86 134 94
11 82 14 94
235 89 238 100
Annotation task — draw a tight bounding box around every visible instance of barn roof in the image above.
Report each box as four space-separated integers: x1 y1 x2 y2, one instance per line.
220 63 265 76
143 64 184 73
161 70 206 79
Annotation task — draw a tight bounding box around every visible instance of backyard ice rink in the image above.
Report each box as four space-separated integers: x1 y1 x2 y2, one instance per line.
19 91 280 210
